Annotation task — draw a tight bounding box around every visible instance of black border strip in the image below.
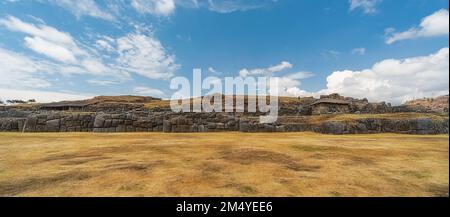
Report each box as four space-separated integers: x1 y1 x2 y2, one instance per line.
0 197 448 216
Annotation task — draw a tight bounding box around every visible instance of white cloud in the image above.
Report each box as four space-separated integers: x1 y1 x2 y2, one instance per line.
6 21 118 76
0 88 91 103
131 0 176 16
268 61 293 73
24 36 78 63
351 47 366 55
87 80 120 86
51 0 115 21
266 48 449 105
271 71 315 97
385 9 449 44
0 16 177 84
134 86 165 98
0 15 85 64
0 40 95 103
95 39 115 52
116 32 180 80
322 50 340 60
349 0 382 14
285 71 314 80
0 15 75 45
48 0 276 19
319 47 449 104
0 48 52 88
0 46 117 90
240 61 292 77
80 59 111 75
207 67 221 75
151 0 277 15
207 0 276 13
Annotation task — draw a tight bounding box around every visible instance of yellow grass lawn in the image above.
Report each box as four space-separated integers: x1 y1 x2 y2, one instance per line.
0 132 448 197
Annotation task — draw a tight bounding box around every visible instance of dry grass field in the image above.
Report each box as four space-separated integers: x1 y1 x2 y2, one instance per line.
0 132 448 197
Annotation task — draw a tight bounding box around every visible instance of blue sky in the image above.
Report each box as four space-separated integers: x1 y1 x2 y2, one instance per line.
0 0 448 104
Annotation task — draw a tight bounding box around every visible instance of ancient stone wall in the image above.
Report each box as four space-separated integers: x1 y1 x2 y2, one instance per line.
20 112 96 132
239 118 449 135
0 111 448 135
162 113 239 133
92 113 163 132
0 111 241 133
0 118 25 132
311 104 350 115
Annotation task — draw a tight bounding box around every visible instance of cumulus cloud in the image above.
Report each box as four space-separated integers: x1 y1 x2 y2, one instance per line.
267 48 449 104
349 0 382 14
240 61 292 77
385 9 449 44
51 0 115 21
238 62 314 97
131 0 176 16
319 47 449 104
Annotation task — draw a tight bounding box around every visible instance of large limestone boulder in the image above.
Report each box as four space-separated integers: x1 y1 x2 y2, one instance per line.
93 114 107 128
239 120 249 132
46 119 60 132
163 120 172 132
318 122 346 134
